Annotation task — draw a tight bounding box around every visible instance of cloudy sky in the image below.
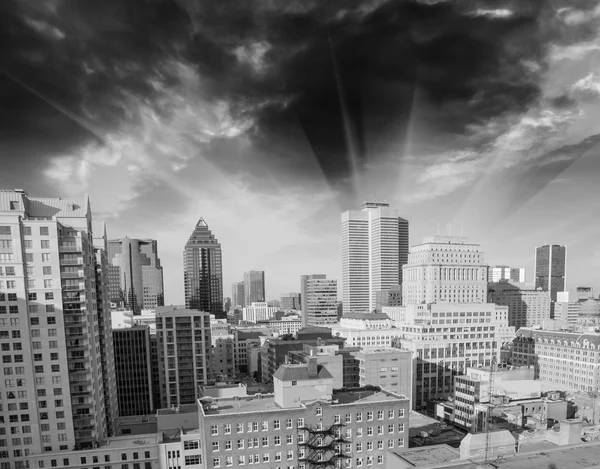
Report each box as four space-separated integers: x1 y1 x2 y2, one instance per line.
2 0 600 303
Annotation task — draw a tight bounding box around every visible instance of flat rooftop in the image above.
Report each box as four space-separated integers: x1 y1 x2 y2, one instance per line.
391 445 459 466
202 388 408 416
157 403 198 416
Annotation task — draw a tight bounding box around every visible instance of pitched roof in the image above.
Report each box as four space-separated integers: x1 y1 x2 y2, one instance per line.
273 364 333 382
27 196 89 218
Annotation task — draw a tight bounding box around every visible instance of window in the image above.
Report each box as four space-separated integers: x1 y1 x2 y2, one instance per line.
388 424 394 434
356 412 363 422
399 409 404 418
367 411 373 421
44 280 52 288
397 423 404 432
212 442 219 452
286 418 292 429
40 227 49 236
398 438 404 448
262 421 268 431
275 452 281 462
226 456 233 467
211 425 218 436
273 419 280 430
40 240 50 249
183 440 199 450
286 450 293 460
274 436 281 446
237 455 245 466
237 440 244 450
377 411 384 420
377 455 383 465
46 305 55 313
261 437 268 447
378 426 383 435
388 439 394 449
356 428 363 437
184 455 200 465
367 442 373 451
316 406 322 416
252 422 258 432
286 435 293 445
213 459 220 468
388 410 394 419
356 443 362 452
224 424 231 434
45 293 54 300
345 413 351 423
367 427 373 436
225 441 232 451
236 423 243 433
43 266 52 275
28 293 37 301
297 418 304 428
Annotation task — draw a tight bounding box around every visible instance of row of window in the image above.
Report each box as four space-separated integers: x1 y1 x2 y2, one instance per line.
0 278 54 291
0 226 50 236
37 451 153 468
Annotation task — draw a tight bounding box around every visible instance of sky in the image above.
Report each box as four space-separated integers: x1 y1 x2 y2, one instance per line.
1 0 600 304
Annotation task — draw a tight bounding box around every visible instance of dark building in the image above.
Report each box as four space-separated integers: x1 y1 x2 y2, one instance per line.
535 244 567 302
280 292 301 310
375 284 403 312
108 238 164 314
259 327 346 383
184 218 223 316
113 326 154 416
244 270 265 305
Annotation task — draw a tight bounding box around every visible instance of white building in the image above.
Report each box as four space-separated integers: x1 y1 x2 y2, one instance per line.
339 311 393 329
258 318 303 335
341 201 409 314
488 265 526 283
0 189 114 458
402 235 488 305
242 301 278 323
304 276 339 326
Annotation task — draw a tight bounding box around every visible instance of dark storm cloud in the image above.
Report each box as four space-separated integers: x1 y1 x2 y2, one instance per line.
1 0 598 196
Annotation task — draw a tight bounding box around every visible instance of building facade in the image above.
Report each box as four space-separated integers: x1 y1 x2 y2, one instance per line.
198 362 410 469
156 306 212 408
242 302 279 323
184 219 223 315
281 292 301 310
210 317 235 383
488 281 551 329
107 238 164 313
402 235 488 305
341 202 409 314
534 244 567 302
94 228 119 436
512 328 600 392
488 266 526 283
231 281 245 309
113 326 155 416
244 271 265 306
304 277 338 327
0 189 109 461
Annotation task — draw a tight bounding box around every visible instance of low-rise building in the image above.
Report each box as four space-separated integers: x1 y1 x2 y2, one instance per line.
258 317 303 336
340 312 393 330
353 348 413 400
198 360 410 469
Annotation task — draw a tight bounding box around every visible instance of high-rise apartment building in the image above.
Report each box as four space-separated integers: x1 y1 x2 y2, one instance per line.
402 235 488 305
280 292 301 310
93 227 119 437
300 274 326 314
304 276 338 327
534 244 567 301
243 270 265 305
488 281 551 329
231 281 245 308
341 202 409 314
184 219 223 315
488 265 526 283
112 325 154 416
107 238 164 313
156 306 212 408
0 189 109 457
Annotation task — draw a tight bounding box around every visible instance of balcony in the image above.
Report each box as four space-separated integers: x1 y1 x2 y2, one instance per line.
73 401 93 410
69 375 91 386
60 258 84 265
63 284 85 291
59 244 83 253
61 272 84 279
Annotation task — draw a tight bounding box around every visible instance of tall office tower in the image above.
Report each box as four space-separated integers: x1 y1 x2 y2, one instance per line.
223 296 231 312
534 244 567 302
488 265 526 283
488 281 551 329
402 235 488 305
93 226 119 436
341 201 409 314
231 281 245 308
300 274 326 315
243 270 265 305
107 238 164 313
155 306 212 408
0 189 107 457
281 292 301 310
184 218 223 315
304 277 339 326
112 326 154 416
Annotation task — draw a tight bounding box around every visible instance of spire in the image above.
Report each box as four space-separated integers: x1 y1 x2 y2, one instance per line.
196 218 208 228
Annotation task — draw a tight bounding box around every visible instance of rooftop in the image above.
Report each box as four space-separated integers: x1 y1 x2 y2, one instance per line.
200 387 407 416
342 312 390 320
273 364 333 382
390 445 459 467
157 403 198 416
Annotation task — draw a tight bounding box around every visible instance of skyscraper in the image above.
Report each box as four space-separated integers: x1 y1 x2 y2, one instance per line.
244 270 265 305
0 189 109 456
107 238 164 313
183 218 223 315
301 274 326 315
304 277 339 326
341 201 409 314
281 292 301 310
534 244 567 301
231 281 245 308
402 235 488 305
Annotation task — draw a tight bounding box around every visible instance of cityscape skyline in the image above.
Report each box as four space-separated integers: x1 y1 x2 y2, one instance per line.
2 1 600 306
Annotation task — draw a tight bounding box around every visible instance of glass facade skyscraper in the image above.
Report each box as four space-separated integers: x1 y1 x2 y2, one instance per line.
535 244 567 301
183 218 223 315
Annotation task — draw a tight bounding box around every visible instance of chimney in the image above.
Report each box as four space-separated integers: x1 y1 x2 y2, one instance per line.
307 357 318 379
